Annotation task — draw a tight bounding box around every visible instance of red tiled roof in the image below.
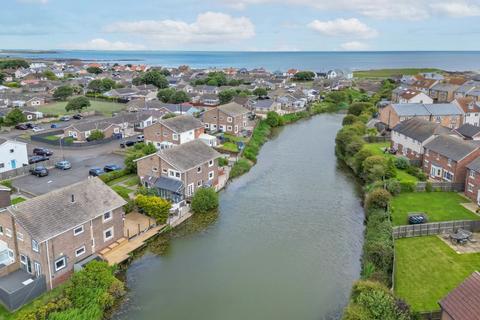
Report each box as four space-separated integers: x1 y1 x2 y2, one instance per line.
439 271 480 320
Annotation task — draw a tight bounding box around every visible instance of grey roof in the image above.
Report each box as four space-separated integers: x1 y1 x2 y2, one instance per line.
391 103 430 116
8 178 126 242
217 102 250 116
158 139 221 172
154 176 183 193
160 114 203 133
467 157 480 172
66 120 115 132
424 103 463 116
254 99 275 110
454 124 480 139
424 135 478 161
430 83 459 92
392 118 450 142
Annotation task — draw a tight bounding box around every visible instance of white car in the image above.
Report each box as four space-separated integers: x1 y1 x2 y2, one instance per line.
32 126 45 132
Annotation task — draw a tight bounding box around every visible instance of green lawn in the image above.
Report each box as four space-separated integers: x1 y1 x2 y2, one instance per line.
44 135 61 141
391 192 480 226
354 68 441 78
39 99 126 116
11 197 26 205
220 142 239 153
395 236 480 312
106 174 137 187
223 133 248 143
124 176 140 187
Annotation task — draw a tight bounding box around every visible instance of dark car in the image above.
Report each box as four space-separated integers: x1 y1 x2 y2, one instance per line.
28 155 49 164
15 124 28 130
33 147 53 156
120 140 136 148
104 164 122 172
30 166 49 177
25 123 34 129
408 214 427 225
73 114 83 120
89 167 105 176
50 123 59 129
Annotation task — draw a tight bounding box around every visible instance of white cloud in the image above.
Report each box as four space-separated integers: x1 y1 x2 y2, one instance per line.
430 2 480 17
64 38 145 51
308 18 378 39
340 41 370 51
104 12 255 46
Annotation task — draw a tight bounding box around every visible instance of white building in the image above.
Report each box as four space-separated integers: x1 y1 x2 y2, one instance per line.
0 139 28 173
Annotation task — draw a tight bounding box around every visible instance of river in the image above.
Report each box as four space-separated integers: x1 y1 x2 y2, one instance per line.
113 114 365 320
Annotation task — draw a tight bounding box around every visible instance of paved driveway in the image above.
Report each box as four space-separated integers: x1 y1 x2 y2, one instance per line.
12 154 125 196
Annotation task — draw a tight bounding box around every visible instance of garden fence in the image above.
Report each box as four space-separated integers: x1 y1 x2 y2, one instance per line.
363 135 390 143
31 129 118 148
415 182 465 192
0 159 56 181
393 220 480 239
419 311 442 320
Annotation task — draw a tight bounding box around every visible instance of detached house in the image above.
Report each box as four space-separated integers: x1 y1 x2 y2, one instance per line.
423 135 480 183
391 118 450 160
0 139 28 173
136 140 221 209
144 114 204 149
0 178 126 310
64 120 122 142
202 102 250 136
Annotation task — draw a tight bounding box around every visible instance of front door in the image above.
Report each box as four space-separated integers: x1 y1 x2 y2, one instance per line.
10 160 16 169
20 254 32 273
34 261 41 277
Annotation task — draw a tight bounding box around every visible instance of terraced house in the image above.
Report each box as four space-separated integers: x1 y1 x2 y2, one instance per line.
144 114 204 149
0 178 126 310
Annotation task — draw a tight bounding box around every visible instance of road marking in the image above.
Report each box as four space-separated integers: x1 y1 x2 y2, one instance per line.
47 180 53 184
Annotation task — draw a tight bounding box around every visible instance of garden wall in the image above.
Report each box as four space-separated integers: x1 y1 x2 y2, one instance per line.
392 220 480 239
415 182 465 192
0 159 56 181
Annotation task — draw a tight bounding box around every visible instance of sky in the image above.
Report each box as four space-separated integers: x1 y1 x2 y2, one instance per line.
2 0 480 51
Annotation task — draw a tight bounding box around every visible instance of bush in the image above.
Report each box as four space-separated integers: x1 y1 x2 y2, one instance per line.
218 157 229 167
394 157 409 170
425 181 433 192
191 187 219 214
135 194 171 224
342 114 360 126
265 111 284 127
364 189 391 210
88 130 104 141
362 156 396 183
400 181 416 192
0 180 14 192
99 169 128 184
353 148 375 174
386 179 401 195
230 159 251 178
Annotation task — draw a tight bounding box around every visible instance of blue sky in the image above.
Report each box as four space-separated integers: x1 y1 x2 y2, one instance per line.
2 0 480 51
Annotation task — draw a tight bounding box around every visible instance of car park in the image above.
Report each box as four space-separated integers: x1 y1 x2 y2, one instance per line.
30 166 49 177
15 124 28 130
28 155 49 164
55 160 72 170
104 164 122 172
33 147 53 156
89 167 105 176
60 116 71 121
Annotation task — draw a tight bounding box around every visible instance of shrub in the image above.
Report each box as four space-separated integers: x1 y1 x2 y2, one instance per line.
0 180 14 192
400 181 416 192
88 130 104 141
394 157 409 170
135 194 171 224
348 102 374 116
362 156 396 183
218 157 229 167
353 148 375 174
99 169 128 184
425 181 433 192
345 136 365 158
386 179 401 195
191 187 219 214
364 189 391 211
265 111 283 127
342 114 359 126
230 159 251 178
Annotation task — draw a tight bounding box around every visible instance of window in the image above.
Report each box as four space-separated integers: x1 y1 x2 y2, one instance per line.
208 171 214 180
468 183 474 193
103 211 112 222
197 167 202 173
162 168 168 174
470 170 476 179
205 123 210 129
0 226 3 235
168 169 181 179
227 117 233 123
443 170 454 182
152 167 158 172
104 227 114 242
54 257 66 272
75 246 86 257
227 125 232 131
17 233 24 242
172 133 178 141
447 159 452 167
197 180 202 186
5 228 12 238
32 240 39 253
208 160 214 167
73 225 84 236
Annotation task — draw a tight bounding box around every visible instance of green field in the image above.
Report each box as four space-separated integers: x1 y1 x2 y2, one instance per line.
391 192 479 226
395 236 480 311
354 68 441 79
39 100 126 116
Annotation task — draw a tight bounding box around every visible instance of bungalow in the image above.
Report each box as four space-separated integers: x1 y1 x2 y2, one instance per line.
391 118 450 160
201 101 250 136
438 271 480 320
144 114 204 149
0 178 125 310
251 98 281 115
0 139 28 173
22 108 43 121
25 97 46 108
423 135 480 183
64 120 122 142
136 140 222 209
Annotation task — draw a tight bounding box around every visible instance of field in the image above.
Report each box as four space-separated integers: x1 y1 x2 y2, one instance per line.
390 192 480 226
353 68 441 79
39 100 126 116
395 236 480 311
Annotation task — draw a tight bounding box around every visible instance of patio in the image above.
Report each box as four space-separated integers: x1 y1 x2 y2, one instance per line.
438 232 480 254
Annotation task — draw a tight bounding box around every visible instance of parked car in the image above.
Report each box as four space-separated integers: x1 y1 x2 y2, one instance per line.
50 123 59 129
120 140 136 148
32 126 45 132
104 164 122 172
55 160 72 170
28 155 49 164
73 114 83 120
33 147 53 156
15 124 28 130
89 167 105 176
137 135 145 142
60 116 71 121
30 166 49 177
25 123 34 129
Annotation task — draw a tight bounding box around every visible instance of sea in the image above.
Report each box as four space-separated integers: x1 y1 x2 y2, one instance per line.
2 50 480 72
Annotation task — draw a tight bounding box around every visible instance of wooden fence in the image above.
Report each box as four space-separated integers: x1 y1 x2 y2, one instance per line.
0 159 56 181
419 311 442 320
393 220 480 239
416 182 465 192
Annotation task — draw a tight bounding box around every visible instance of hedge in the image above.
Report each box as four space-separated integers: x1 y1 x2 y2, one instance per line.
99 169 129 184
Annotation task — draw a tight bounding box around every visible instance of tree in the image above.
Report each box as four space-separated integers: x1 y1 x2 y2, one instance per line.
53 85 74 100
219 89 236 104
253 87 268 97
138 70 169 89
293 71 316 81
171 91 190 103
4 108 26 126
364 188 392 210
124 142 157 173
88 130 104 141
265 111 283 127
135 194 171 224
157 88 190 103
0 59 29 69
42 70 57 80
362 156 396 183
348 102 374 116
193 71 228 87
0 72 4 84
191 188 219 214
88 79 116 93
65 96 90 112
86 66 103 74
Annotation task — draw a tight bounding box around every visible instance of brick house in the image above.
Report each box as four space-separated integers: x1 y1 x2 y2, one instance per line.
201 101 250 136
391 118 450 160
0 178 125 310
136 140 221 209
64 120 122 141
429 83 459 102
423 135 480 183
438 271 480 320
464 158 480 204
144 114 204 149
453 97 480 127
